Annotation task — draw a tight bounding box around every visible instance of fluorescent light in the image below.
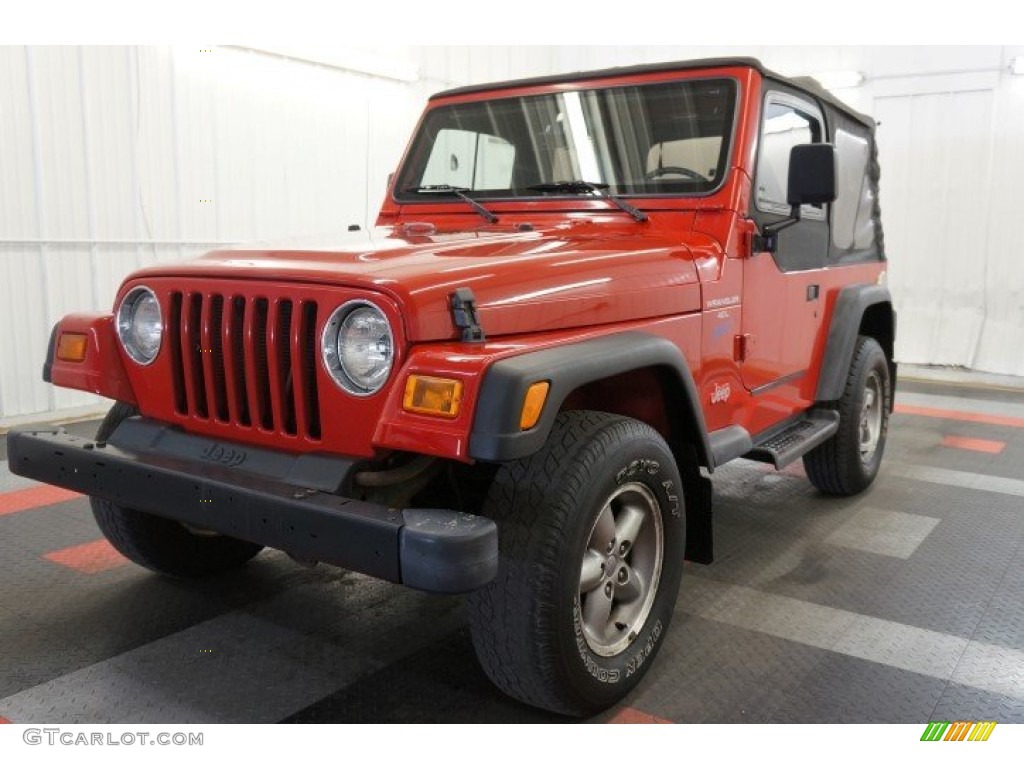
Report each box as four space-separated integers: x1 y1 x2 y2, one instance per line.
1011 58 1024 76
229 46 420 83
812 70 865 90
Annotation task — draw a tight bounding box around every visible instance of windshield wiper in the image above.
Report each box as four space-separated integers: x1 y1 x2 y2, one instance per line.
527 180 648 223
404 184 499 224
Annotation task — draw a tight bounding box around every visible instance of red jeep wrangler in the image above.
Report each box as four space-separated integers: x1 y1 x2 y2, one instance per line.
9 58 895 716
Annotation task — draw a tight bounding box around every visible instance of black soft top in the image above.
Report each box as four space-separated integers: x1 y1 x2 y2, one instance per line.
431 57 875 130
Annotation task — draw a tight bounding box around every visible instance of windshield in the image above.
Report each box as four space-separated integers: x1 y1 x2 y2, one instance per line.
395 78 736 201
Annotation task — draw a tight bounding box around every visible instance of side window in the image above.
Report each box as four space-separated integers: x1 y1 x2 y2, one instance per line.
755 97 824 218
420 128 516 190
832 128 876 250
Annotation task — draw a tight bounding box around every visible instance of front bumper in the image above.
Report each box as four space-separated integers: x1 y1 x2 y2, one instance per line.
6 420 497 594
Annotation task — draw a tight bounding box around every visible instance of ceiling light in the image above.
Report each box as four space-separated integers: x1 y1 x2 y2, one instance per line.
811 70 865 90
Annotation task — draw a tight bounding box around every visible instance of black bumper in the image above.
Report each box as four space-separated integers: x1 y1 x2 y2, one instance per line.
6 423 497 594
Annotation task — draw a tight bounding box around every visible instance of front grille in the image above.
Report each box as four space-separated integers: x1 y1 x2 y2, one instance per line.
168 291 321 440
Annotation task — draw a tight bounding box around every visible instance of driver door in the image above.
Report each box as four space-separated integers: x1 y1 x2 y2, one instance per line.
740 91 830 398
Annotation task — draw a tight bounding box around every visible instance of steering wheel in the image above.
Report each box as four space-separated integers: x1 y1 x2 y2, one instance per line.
644 166 706 181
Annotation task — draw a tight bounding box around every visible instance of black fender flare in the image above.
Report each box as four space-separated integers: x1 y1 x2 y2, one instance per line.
468 331 713 469
42 323 58 383
816 283 896 403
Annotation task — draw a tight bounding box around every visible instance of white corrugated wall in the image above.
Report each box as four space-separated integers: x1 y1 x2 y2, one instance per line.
0 45 427 422
2 45 1023 423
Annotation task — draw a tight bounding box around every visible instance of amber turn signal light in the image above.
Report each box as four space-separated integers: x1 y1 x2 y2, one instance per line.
56 332 88 363
403 375 463 419
519 381 550 431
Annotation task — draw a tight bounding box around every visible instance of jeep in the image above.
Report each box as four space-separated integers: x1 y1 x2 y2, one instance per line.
8 57 895 716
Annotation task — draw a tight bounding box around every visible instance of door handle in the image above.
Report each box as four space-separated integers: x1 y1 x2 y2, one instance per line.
806 284 820 301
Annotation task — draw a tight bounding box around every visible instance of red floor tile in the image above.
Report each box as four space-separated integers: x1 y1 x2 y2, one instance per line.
44 539 127 574
895 403 1024 429
0 485 82 517
607 706 673 724
941 435 1006 454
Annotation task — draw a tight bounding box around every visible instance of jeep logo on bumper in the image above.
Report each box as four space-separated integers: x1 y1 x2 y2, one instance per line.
199 442 248 468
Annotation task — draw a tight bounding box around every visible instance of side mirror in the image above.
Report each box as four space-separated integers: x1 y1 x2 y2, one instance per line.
754 144 838 254
787 143 836 207
387 172 395 190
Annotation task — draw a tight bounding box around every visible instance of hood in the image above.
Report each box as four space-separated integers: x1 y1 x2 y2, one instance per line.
129 219 702 341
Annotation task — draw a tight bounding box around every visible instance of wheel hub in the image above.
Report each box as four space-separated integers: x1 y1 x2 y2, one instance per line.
577 482 664 657
859 371 884 465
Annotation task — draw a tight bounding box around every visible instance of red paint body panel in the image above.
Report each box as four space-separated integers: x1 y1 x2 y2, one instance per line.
375 314 701 461
48 314 136 405
46 63 887 466
128 217 702 342
117 277 407 458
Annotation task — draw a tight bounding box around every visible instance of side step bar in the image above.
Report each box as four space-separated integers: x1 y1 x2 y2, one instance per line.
745 409 840 469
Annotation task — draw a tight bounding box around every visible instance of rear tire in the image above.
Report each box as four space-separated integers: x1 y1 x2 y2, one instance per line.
90 403 263 578
804 336 891 495
468 411 686 716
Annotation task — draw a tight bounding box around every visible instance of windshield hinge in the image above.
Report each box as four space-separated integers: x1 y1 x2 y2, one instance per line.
750 205 801 255
450 287 486 343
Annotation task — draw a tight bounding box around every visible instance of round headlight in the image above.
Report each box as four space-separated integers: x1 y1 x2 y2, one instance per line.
322 300 394 395
116 286 163 365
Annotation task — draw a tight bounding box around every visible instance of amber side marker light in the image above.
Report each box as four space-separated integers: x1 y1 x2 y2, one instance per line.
520 381 550 431
403 375 463 418
56 333 88 362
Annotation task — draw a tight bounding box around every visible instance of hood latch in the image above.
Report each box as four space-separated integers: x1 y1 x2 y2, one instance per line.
450 287 486 343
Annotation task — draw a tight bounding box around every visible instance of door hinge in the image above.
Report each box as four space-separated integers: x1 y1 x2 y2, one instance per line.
750 232 778 255
450 287 486 343
734 333 753 362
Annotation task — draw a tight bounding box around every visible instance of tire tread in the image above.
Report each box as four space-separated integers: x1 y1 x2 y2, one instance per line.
90 403 262 578
804 336 889 495
469 410 679 715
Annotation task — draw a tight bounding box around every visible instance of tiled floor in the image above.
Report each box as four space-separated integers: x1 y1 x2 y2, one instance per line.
1 379 1023 723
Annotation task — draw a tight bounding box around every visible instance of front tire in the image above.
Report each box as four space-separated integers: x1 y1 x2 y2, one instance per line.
90 403 263 578
804 335 892 495
468 411 686 716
